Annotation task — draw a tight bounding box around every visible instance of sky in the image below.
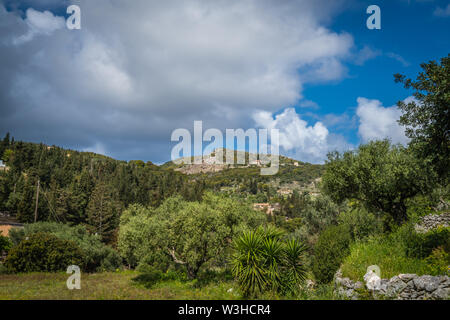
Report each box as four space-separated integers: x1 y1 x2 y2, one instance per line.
0 0 449 164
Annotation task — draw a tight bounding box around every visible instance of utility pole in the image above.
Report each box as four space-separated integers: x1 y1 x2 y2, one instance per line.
34 145 44 223
34 178 40 222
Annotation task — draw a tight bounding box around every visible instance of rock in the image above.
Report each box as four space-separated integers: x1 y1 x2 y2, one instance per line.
415 213 450 233
398 274 417 282
378 279 388 293
386 276 407 296
414 275 432 291
364 270 381 291
354 281 364 290
439 276 450 288
431 288 449 300
424 276 441 292
305 279 315 290
341 277 353 289
333 269 449 300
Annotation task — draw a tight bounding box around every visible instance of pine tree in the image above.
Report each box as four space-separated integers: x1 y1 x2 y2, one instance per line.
86 182 121 243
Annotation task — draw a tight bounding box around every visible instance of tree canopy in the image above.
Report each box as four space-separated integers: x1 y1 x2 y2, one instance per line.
322 140 433 224
395 54 450 184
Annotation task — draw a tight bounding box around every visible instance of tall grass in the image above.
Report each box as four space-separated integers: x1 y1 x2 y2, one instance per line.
340 236 431 281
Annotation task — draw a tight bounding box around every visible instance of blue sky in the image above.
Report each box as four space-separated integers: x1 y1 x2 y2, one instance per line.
298 0 450 147
0 0 449 164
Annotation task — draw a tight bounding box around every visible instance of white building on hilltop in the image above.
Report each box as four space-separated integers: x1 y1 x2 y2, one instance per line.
0 160 5 168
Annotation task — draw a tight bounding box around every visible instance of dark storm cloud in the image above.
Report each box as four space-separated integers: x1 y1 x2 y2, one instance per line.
0 0 355 163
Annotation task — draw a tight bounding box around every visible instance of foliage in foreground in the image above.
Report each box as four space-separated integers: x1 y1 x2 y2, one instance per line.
231 226 307 297
4 232 83 273
395 54 449 184
322 140 433 224
118 193 266 278
0 231 12 256
341 224 450 281
9 222 122 272
312 224 351 284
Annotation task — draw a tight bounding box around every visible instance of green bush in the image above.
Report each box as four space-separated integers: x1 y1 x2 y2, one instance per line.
340 236 430 281
0 231 12 255
312 225 351 284
9 222 122 272
392 223 450 259
340 225 449 281
132 266 184 289
338 207 383 241
424 247 450 276
4 232 83 273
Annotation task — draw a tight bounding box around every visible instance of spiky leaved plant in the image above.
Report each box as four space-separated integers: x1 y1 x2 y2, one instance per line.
231 225 307 298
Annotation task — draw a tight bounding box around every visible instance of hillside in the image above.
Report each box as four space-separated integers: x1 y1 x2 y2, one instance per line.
0 136 324 226
162 148 324 195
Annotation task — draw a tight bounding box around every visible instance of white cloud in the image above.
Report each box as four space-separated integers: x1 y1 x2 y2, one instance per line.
354 46 381 66
253 108 352 163
434 4 450 17
356 97 409 145
386 52 410 67
14 8 65 44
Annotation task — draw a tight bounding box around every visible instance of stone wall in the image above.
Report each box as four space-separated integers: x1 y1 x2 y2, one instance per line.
415 212 450 233
334 269 449 300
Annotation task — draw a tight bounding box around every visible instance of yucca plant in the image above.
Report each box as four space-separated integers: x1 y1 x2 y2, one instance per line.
280 239 307 295
231 231 267 297
231 226 307 297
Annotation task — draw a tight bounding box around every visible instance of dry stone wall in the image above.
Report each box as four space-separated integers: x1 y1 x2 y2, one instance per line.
415 212 450 233
334 269 449 300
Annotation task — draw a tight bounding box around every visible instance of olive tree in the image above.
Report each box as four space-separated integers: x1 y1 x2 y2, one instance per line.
118 192 265 278
322 140 433 224
394 54 449 184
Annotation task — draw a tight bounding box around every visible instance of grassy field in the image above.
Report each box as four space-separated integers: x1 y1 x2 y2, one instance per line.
0 271 240 300
0 271 340 300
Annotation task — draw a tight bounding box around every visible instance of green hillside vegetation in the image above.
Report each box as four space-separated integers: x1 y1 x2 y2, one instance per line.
0 55 449 300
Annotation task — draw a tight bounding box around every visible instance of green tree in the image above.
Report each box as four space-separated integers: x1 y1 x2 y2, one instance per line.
394 55 449 183
322 140 432 224
86 182 122 243
0 132 10 159
118 193 266 278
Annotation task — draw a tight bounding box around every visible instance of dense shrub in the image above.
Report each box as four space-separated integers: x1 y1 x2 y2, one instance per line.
9 222 122 272
132 266 184 289
286 195 343 252
394 224 450 259
341 238 432 281
312 225 351 284
340 225 450 281
231 226 307 297
338 207 383 241
0 232 12 256
424 247 450 276
5 232 83 272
